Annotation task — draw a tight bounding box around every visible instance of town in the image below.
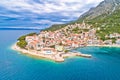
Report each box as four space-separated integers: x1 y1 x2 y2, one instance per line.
25 22 95 54
25 22 120 53
13 22 120 62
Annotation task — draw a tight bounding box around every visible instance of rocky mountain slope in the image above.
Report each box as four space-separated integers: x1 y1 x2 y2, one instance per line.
78 0 120 21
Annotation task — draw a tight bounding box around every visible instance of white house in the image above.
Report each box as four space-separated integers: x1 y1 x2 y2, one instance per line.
104 40 112 45
116 39 120 45
41 48 56 54
72 42 79 48
55 45 64 52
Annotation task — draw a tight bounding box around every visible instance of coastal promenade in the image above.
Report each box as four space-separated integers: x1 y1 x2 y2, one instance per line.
12 43 91 62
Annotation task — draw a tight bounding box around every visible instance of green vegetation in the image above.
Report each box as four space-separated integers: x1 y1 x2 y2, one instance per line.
43 20 80 31
17 40 27 49
17 33 37 49
17 32 36 41
43 24 67 31
64 50 69 53
72 27 80 33
50 45 55 48
111 38 116 43
85 10 120 41
17 35 26 41
72 27 89 34
77 9 120 41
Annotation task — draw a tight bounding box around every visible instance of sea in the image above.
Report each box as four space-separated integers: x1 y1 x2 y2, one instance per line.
1 29 120 80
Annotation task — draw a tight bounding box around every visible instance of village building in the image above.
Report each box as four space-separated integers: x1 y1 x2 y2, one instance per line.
116 39 120 45
24 21 120 56
41 48 57 54
55 45 64 52
104 40 112 45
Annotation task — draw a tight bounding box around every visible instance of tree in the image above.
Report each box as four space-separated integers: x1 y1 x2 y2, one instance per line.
17 40 27 49
17 32 37 48
64 50 69 53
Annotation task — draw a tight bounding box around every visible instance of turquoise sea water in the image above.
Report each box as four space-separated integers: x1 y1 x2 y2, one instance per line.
1 30 120 80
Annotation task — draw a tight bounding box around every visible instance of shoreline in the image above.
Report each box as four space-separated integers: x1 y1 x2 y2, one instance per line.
11 43 92 62
11 43 120 62
11 43 64 62
87 44 120 48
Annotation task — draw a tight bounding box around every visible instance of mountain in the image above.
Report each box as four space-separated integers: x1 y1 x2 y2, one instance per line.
78 0 120 40
44 0 120 40
78 0 120 21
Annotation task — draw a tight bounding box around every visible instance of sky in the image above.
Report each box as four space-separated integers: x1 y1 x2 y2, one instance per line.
0 0 103 29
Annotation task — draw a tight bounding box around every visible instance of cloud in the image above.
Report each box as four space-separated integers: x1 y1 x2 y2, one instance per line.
0 0 104 16
0 0 104 28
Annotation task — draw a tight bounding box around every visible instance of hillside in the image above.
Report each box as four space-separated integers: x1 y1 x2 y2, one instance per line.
85 9 120 40
78 0 120 21
78 0 120 40
43 21 76 31
44 0 120 40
